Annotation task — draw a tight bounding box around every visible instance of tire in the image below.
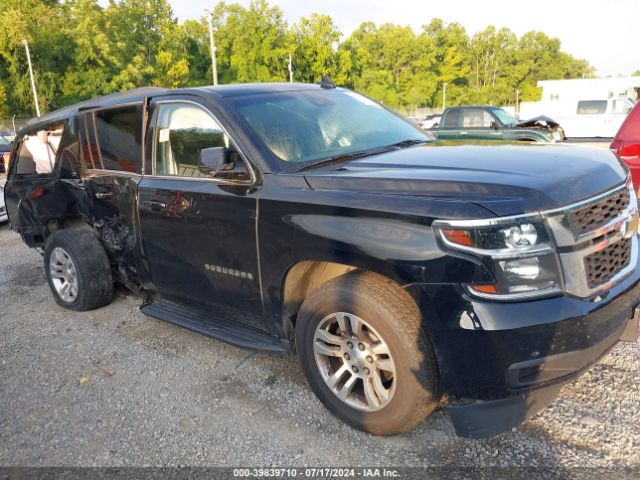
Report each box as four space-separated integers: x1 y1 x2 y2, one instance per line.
295 271 441 435
44 229 113 311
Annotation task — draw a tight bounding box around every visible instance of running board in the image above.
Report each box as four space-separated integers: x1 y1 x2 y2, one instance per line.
141 300 290 354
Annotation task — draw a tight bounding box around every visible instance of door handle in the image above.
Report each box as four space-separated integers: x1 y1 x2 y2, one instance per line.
142 200 168 211
95 191 114 200
459 131 468 135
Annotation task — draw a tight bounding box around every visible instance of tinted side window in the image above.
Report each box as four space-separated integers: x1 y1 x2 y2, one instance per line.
14 123 65 176
57 117 82 178
443 109 459 128
153 103 235 178
81 105 142 173
577 101 607 115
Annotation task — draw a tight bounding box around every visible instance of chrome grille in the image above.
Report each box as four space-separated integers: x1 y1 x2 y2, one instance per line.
569 188 630 236
547 183 638 297
584 238 632 289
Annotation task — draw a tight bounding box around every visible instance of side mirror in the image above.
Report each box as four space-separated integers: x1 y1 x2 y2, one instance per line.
199 147 231 176
490 121 499 130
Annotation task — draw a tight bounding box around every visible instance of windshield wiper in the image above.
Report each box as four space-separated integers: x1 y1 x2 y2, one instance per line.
298 139 429 172
384 139 429 149
299 147 392 172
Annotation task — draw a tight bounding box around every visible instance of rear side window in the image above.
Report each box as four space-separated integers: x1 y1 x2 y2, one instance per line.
577 101 607 115
461 109 493 128
81 105 142 173
14 123 65 175
443 109 459 128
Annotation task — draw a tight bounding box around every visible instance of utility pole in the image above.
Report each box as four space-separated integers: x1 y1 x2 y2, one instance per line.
515 88 520 117
288 53 293 83
442 82 447 111
206 12 218 86
22 39 40 117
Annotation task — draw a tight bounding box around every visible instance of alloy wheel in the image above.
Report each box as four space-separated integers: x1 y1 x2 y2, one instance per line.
313 312 396 412
49 247 79 303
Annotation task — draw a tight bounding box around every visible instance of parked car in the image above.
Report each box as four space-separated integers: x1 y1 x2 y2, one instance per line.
418 114 441 130
431 106 564 142
611 101 640 191
0 133 12 174
520 97 635 138
4 84 639 438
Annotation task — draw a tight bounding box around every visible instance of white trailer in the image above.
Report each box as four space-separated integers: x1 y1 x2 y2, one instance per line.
518 77 640 138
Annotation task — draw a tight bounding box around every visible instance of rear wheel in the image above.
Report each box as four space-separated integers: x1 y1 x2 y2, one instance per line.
295 271 441 435
44 229 113 311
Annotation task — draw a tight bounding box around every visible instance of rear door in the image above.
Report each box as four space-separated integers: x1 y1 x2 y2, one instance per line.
575 100 608 137
435 108 460 139
137 98 265 331
4 120 71 242
78 104 146 280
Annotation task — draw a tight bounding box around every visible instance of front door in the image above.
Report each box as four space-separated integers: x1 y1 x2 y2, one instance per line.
137 99 265 331
458 108 503 141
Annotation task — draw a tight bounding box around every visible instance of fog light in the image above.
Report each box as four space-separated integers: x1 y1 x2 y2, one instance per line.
501 223 538 249
500 257 540 280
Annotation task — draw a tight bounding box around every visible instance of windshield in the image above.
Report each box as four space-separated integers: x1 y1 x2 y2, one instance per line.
0 135 9 146
231 89 432 168
490 108 518 126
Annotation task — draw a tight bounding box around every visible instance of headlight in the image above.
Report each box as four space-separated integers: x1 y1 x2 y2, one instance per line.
552 130 562 142
436 219 562 300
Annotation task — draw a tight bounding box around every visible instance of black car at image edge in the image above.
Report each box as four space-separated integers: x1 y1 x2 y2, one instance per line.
3 83 640 438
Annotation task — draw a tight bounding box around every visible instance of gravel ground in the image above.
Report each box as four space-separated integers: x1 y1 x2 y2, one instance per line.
0 224 638 471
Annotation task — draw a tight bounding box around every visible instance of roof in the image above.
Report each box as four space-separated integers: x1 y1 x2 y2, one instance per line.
24 86 168 129
22 82 334 131
186 82 332 98
25 82 332 129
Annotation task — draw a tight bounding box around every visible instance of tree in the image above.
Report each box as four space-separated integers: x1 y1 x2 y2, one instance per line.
59 0 115 104
208 0 288 83
422 19 470 106
0 0 73 114
291 14 342 83
0 1 596 115
103 0 185 90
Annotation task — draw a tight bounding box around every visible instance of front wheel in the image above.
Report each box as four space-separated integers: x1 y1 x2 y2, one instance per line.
295 271 441 435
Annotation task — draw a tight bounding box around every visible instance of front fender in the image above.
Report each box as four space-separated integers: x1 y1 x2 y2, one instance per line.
287 214 489 285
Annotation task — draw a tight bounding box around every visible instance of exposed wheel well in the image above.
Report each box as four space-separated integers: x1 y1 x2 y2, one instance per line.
282 261 356 337
281 261 413 341
47 216 93 236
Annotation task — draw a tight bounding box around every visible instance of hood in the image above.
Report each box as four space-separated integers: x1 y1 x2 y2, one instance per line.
303 143 627 217
517 115 561 130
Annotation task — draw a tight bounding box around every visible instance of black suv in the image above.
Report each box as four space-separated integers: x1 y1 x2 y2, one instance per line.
4 84 639 438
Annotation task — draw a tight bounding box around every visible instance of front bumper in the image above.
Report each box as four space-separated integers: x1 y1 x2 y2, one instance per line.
408 268 640 438
446 308 638 438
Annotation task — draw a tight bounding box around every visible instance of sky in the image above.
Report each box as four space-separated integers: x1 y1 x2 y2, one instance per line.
157 0 640 77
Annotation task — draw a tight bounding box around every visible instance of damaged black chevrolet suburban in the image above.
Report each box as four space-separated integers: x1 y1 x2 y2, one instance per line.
4 83 640 438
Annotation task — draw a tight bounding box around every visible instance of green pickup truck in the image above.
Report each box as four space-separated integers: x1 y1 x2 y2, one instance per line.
430 106 565 143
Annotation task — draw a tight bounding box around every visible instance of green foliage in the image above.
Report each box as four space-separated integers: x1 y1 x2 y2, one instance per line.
0 0 596 116
291 13 342 83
